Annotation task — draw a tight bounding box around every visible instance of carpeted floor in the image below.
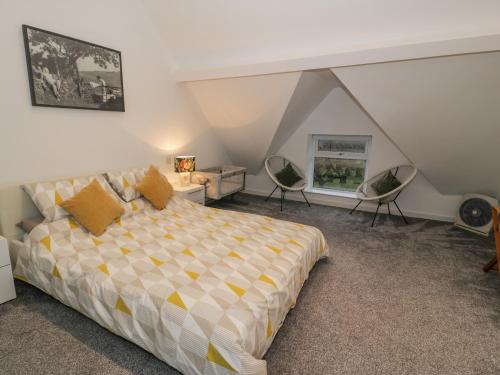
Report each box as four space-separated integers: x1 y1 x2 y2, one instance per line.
1 193 500 375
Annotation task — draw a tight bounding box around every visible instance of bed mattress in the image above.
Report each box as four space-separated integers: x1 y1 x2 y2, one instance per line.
14 196 328 375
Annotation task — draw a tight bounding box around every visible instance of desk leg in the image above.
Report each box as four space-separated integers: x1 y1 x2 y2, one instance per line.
483 256 498 273
485 206 500 276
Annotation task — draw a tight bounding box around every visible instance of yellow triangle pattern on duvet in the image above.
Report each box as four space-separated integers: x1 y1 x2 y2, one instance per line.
15 195 329 375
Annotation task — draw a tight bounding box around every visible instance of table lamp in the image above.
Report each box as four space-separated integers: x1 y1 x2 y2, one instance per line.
175 155 195 186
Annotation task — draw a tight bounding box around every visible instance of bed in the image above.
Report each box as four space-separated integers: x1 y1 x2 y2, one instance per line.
2 177 328 375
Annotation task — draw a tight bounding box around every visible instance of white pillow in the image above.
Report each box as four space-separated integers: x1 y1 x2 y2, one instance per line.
23 175 122 222
105 167 148 202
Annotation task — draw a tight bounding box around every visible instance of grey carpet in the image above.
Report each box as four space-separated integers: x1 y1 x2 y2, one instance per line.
1 193 500 375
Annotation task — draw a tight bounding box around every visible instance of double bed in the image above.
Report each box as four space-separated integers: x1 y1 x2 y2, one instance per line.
2 174 328 375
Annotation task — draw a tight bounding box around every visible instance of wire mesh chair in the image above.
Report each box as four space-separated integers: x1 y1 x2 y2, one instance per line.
264 155 311 211
350 165 418 227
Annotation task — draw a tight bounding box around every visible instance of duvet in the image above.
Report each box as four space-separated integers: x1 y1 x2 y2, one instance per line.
14 196 328 375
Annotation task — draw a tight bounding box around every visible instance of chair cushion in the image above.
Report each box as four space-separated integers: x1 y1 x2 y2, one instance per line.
371 171 402 195
275 163 302 187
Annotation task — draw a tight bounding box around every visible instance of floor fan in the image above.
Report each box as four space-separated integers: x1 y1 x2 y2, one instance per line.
454 193 497 236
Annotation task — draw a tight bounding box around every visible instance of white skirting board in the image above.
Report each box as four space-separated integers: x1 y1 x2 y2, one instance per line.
242 188 455 223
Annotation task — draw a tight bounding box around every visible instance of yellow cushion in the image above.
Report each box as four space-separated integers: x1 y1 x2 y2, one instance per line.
59 179 124 236
135 166 173 210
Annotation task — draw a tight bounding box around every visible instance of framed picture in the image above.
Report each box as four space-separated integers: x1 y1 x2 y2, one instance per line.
22 25 125 112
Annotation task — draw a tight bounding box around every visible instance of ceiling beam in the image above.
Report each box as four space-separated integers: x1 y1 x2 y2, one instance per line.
174 33 500 82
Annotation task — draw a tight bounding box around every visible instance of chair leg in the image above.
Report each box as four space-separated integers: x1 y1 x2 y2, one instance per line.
280 189 285 211
387 202 391 215
265 185 278 201
483 256 498 273
350 200 362 214
300 190 311 207
393 199 409 224
371 202 382 227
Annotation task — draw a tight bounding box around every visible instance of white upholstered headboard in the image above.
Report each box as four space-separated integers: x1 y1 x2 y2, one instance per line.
0 170 113 240
0 184 40 240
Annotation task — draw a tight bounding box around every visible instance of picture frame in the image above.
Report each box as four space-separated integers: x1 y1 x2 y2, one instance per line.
22 24 125 112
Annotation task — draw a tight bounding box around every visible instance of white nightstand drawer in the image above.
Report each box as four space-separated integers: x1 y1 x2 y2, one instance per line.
0 237 11 267
173 183 205 205
0 265 16 304
184 188 204 202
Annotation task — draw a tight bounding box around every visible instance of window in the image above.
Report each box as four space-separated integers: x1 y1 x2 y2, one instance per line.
308 135 371 194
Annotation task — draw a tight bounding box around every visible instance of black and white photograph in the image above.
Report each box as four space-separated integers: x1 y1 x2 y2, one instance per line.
22 25 125 111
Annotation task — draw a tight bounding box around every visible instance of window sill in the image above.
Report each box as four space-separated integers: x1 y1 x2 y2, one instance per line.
305 188 358 199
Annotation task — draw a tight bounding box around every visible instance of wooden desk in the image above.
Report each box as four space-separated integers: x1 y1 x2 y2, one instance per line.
483 206 500 275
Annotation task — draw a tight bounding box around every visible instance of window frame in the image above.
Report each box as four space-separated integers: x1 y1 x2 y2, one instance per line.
306 134 372 197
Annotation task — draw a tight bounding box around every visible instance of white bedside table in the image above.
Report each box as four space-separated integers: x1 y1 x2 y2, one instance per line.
0 236 16 304
172 183 205 205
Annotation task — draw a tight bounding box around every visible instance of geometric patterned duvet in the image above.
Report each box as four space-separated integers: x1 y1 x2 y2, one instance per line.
14 196 329 375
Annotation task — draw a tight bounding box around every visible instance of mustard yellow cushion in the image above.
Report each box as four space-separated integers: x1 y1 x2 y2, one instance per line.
135 166 173 210
59 179 124 236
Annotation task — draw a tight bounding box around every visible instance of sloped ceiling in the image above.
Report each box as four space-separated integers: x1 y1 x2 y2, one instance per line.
267 70 340 155
185 70 339 173
142 0 500 73
184 73 301 173
333 52 500 197
139 1 500 196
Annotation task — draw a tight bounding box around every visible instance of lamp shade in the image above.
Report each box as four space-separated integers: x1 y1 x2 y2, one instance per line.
175 156 196 173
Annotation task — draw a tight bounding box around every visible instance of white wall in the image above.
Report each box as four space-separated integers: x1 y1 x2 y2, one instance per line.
246 88 461 221
0 0 229 186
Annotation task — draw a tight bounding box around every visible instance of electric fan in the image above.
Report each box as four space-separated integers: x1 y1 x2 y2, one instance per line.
454 194 498 236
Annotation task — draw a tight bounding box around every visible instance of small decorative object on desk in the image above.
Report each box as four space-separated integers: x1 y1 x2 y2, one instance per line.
175 155 195 186
192 165 246 200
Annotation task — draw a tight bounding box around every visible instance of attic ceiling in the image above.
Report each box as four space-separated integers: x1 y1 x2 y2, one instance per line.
267 70 340 156
140 1 500 197
333 52 500 197
185 70 339 174
184 72 301 174
186 52 500 197
142 0 500 73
